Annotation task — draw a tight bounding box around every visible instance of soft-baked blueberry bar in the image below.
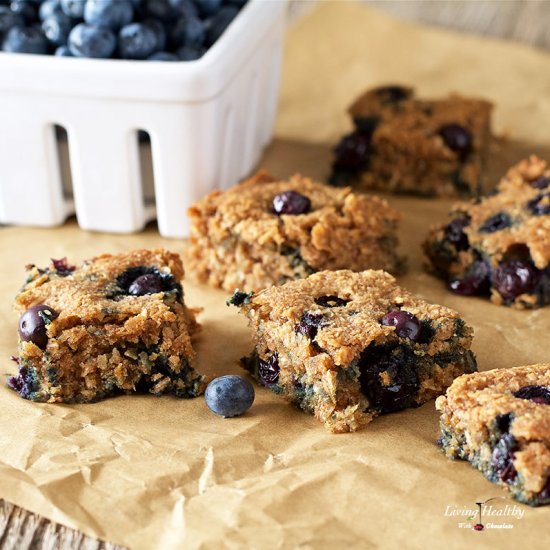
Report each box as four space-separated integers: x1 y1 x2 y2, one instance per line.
8 249 206 403
424 155 550 308
329 85 493 197
436 365 550 506
186 170 403 292
230 269 477 433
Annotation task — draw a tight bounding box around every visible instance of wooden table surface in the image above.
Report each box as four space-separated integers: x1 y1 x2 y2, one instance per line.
2 1 549 548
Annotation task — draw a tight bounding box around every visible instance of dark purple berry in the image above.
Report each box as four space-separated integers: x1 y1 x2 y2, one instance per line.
491 433 517 483
258 354 279 386
513 385 550 405
352 115 380 135
359 344 419 413
530 176 550 190
51 257 75 276
374 85 411 103
495 412 513 433
296 312 324 340
493 260 541 301
449 261 491 296
18 304 58 349
128 273 164 296
314 295 349 308
444 217 470 251
527 193 550 216
538 478 550 502
272 191 311 216
473 524 484 531
381 310 422 342
438 124 472 158
332 131 371 172
479 212 512 233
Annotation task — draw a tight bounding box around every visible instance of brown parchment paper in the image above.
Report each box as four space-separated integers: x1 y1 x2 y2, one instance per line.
1 3 550 548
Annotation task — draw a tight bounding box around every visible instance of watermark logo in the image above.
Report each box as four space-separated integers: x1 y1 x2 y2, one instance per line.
444 497 525 531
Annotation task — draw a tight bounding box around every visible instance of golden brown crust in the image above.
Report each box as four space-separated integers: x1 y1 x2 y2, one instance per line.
436 365 550 498
11 249 206 403
186 171 403 292
236 269 476 433
337 86 493 197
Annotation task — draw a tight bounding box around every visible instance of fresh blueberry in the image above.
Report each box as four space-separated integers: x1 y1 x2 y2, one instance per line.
359 344 419 413
60 0 85 18
54 44 72 55
449 260 491 296
39 0 63 21
147 50 178 60
258 354 279 385
444 217 470 251
373 85 411 103
332 130 371 172
530 176 550 190
527 192 550 216
19 304 58 349
479 212 512 233
168 15 205 49
128 273 164 295
142 18 166 50
141 0 175 23
491 433 517 483
205 5 238 46
272 190 311 216
2 25 47 53
0 6 23 35
314 295 349 308
296 312 324 340
68 23 116 58
42 13 72 46
84 0 134 31
492 259 541 301
9 1 39 23
118 22 158 59
438 124 472 158
205 375 255 417
168 0 198 17
194 0 222 17
177 44 204 60
513 385 550 405
381 310 422 342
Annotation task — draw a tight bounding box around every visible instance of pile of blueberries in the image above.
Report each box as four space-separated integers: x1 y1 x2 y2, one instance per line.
0 0 246 60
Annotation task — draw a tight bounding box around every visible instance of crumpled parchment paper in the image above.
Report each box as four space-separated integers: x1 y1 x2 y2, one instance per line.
1 3 549 548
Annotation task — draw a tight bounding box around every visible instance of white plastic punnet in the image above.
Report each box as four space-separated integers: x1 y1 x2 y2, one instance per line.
0 0 288 237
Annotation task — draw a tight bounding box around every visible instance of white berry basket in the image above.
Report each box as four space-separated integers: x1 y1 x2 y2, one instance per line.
0 0 288 237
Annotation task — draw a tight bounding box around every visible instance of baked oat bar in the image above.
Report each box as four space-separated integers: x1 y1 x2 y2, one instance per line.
329 85 493 197
230 269 477 433
8 249 206 403
423 155 550 308
186 170 403 292
436 365 550 506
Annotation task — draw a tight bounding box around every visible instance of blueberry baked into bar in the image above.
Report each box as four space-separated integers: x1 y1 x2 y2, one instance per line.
329 85 493 197
436 365 550 506
424 155 550 308
8 249 206 403
230 269 477 433
186 170 403 292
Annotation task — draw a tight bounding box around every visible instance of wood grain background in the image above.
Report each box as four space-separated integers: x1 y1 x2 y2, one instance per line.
2 1 549 548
